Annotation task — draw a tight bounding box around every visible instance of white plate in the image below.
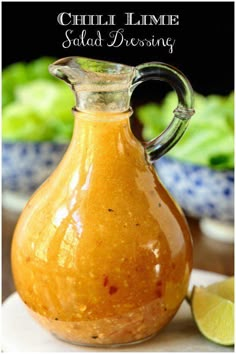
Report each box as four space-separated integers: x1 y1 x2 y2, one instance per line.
2 269 233 352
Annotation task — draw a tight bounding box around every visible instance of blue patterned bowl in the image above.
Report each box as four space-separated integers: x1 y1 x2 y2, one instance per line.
155 157 234 222
2 142 68 196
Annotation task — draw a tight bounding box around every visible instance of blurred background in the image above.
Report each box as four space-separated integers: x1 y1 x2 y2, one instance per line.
2 2 234 301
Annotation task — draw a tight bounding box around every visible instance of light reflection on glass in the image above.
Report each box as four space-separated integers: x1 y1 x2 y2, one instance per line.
154 264 161 274
53 206 69 228
57 224 79 268
81 165 93 191
69 171 80 191
72 211 83 235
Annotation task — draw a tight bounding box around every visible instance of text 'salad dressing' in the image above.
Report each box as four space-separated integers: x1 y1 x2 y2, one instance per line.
12 57 195 346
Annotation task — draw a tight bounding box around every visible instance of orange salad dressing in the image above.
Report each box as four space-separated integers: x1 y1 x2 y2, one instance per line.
11 111 192 345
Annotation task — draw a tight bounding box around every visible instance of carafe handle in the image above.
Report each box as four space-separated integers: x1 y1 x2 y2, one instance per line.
132 62 195 162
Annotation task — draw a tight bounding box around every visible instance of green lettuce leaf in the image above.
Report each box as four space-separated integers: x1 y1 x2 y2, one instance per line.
2 57 56 108
2 58 75 142
136 91 234 170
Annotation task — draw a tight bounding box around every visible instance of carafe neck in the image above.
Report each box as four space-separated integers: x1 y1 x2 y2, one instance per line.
70 109 140 155
73 89 132 113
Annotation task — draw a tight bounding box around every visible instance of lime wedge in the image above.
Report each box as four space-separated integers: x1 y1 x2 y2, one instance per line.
206 277 234 303
191 284 234 346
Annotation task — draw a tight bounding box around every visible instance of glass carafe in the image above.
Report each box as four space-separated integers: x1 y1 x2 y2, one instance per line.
11 57 195 347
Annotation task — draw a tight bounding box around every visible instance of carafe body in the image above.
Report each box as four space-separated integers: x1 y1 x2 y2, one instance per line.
11 57 195 346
